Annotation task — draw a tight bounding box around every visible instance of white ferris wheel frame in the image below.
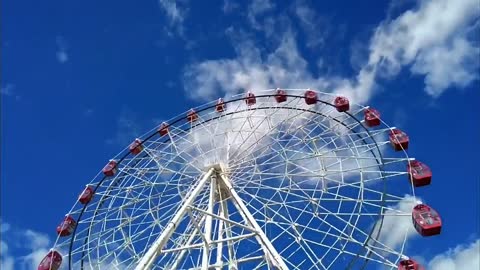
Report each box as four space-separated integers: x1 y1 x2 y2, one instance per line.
50 89 420 270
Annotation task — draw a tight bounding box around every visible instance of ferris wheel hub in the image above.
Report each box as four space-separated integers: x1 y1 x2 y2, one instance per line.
204 163 228 172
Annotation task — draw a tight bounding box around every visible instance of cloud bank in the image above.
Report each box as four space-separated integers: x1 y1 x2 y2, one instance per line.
183 0 479 103
428 239 480 270
0 221 53 270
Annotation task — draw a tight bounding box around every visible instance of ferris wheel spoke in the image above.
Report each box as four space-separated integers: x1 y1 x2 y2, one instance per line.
237 183 361 250
227 105 312 164
227 108 332 170
221 104 268 161
240 179 386 262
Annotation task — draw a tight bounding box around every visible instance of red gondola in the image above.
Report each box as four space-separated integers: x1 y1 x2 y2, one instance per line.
304 90 317 105
398 259 424 270
245 91 256 106
412 204 442 236
56 215 76 237
364 108 380 127
334 96 349 112
187 109 198 123
38 250 62 270
158 122 169 136
102 160 117 176
275 89 287 103
78 185 94 204
407 160 432 187
389 129 409 151
129 138 144 155
216 98 225 112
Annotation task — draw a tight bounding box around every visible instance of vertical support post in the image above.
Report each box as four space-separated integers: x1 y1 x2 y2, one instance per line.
215 212 224 270
202 174 216 270
215 181 225 270
134 168 215 270
222 199 237 270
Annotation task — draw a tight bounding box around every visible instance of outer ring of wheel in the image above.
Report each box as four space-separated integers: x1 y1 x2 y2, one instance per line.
65 93 390 270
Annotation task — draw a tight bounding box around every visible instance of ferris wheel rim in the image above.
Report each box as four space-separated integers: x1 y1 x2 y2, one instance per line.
55 89 414 270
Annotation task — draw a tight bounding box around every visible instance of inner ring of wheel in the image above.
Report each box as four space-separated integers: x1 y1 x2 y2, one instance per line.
69 93 388 270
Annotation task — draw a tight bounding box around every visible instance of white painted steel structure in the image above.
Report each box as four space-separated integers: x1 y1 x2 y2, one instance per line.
50 89 420 269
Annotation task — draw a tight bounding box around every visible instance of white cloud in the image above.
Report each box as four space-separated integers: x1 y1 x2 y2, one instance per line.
373 195 419 250
106 107 143 146
411 37 480 96
83 108 94 117
0 84 15 96
56 36 69 64
184 26 376 104
184 29 329 101
248 0 274 24
428 239 480 270
158 0 188 34
20 247 50 270
366 0 480 96
56 50 68 63
0 221 55 270
0 245 14 270
23 229 50 250
0 220 11 232
222 0 239 14
294 0 329 49
183 0 479 104
246 0 278 35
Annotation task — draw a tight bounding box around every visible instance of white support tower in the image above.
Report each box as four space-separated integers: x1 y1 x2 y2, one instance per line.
135 166 289 270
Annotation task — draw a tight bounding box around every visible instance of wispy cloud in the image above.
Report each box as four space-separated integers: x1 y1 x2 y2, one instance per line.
293 0 331 49
222 0 239 14
183 0 479 104
247 0 275 30
365 0 480 97
372 195 420 250
56 36 69 64
158 0 188 35
1 83 21 100
427 239 480 270
0 84 15 96
83 108 94 117
0 221 52 270
106 107 143 147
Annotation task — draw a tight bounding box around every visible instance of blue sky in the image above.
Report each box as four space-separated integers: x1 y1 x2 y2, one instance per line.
1 0 479 269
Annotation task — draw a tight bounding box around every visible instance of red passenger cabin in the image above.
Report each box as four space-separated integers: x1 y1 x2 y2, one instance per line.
412 204 442 236
304 90 317 105
38 250 62 270
245 91 256 106
129 138 144 155
216 98 225 112
389 129 409 151
364 108 381 127
78 185 94 204
334 96 349 112
398 259 424 270
275 89 287 103
158 122 169 136
187 109 198 123
102 160 117 176
56 215 76 237
407 160 432 187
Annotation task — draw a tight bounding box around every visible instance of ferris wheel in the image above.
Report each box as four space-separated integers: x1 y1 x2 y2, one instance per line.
39 89 442 270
